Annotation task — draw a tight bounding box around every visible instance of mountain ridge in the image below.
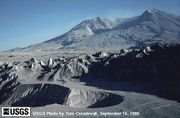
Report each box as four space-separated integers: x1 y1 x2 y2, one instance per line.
9 8 180 52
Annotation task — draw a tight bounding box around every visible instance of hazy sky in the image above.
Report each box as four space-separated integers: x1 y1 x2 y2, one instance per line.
0 0 179 51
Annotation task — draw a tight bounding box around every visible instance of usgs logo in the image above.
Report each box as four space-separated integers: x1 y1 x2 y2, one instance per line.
2 107 30 116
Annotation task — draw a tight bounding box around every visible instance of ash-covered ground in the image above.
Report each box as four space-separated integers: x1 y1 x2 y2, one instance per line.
0 44 180 118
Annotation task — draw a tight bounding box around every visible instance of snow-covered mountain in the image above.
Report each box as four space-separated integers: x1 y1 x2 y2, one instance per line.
45 17 115 46
19 8 180 52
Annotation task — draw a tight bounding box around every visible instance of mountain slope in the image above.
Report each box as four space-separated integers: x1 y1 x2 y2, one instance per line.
19 8 180 52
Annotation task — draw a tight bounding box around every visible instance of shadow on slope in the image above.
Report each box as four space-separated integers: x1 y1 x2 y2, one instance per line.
80 44 180 102
1 81 123 108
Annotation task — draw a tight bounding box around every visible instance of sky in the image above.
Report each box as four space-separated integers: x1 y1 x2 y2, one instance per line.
0 0 180 51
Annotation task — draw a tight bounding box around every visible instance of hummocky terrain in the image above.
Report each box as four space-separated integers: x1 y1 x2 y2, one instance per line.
0 8 180 118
